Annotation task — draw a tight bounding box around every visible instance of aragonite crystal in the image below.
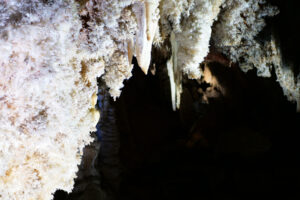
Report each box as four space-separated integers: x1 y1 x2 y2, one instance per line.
0 0 298 199
0 1 102 199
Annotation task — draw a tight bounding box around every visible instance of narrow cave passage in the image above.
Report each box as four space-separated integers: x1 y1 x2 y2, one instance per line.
114 60 300 199
55 57 299 200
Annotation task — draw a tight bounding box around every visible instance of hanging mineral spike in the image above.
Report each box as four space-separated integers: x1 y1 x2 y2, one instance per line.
134 0 160 74
1 0 299 200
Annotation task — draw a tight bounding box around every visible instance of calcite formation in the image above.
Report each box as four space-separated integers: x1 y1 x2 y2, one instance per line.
161 0 223 79
0 0 299 200
0 1 102 199
212 0 299 110
163 0 223 110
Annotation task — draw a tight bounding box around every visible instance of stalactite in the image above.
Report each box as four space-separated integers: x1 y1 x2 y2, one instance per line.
0 0 299 199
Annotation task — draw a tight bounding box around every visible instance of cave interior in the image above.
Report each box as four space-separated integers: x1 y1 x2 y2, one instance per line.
54 0 300 199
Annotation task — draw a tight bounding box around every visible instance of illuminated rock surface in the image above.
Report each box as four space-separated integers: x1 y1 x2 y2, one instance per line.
0 1 102 199
0 0 299 200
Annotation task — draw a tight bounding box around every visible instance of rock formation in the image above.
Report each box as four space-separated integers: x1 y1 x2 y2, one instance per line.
0 0 299 199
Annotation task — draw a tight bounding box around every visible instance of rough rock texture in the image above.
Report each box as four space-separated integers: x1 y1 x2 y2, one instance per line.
0 0 299 200
0 1 102 199
82 0 137 98
213 0 279 76
212 0 299 110
160 0 223 79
